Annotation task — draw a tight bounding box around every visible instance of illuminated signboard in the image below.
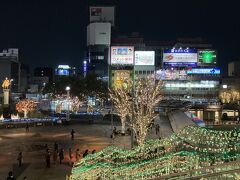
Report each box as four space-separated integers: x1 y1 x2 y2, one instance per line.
56 69 69 76
111 46 134 65
187 68 220 74
58 65 70 69
198 50 217 65
163 49 198 67
156 69 187 80
112 70 131 89
135 51 155 65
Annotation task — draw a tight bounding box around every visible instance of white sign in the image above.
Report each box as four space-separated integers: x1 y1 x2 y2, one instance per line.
135 51 155 65
163 49 197 66
110 46 134 65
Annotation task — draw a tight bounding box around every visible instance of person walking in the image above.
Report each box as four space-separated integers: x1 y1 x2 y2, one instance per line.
54 142 59 152
59 148 64 164
155 124 160 135
46 150 51 168
71 129 75 140
53 149 58 164
25 123 29 132
17 152 23 167
75 149 80 162
83 149 88 158
6 171 16 180
68 148 73 166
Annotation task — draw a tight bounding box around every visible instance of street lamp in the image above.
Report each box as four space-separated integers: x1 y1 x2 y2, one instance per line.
66 86 71 122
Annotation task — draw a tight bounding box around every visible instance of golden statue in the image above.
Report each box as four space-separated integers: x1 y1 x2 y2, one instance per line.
2 78 10 89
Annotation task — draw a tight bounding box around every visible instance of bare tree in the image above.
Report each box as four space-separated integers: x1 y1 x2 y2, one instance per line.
109 77 163 146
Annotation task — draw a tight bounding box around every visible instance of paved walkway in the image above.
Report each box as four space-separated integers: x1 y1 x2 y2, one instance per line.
0 116 171 179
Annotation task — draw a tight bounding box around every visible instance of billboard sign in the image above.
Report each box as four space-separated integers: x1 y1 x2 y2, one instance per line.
187 68 220 75
156 69 187 80
112 70 131 89
110 46 134 65
163 49 198 66
198 50 217 65
135 51 155 65
90 6 115 26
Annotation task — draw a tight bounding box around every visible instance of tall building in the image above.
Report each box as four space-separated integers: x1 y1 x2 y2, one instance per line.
86 6 115 79
0 48 20 92
228 61 240 77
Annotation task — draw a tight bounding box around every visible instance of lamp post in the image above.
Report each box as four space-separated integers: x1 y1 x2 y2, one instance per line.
66 86 70 123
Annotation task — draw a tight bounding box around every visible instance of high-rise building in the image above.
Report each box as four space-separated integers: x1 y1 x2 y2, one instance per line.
86 6 115 79
228 61 240 77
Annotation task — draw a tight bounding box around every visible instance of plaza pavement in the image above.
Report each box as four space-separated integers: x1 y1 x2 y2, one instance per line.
0 116 169 180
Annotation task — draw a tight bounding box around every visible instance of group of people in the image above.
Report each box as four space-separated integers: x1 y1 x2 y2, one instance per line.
44 142 96 168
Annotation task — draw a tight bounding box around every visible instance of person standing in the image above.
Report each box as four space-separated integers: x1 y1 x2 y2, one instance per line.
75 149 80 162
59 148 64 164
71 129 75 140
54 142 58 152
17 152 23 167
155 124 160 135
46 150 51 168
25 123 29 132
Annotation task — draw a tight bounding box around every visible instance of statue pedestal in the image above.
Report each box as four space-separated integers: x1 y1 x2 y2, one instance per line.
3 88 10 105
3 88 11 119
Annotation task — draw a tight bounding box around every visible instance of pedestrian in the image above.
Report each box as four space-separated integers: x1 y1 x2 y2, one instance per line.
75 149 80 162
113 127 117 135
83 149 88 158
59 148 64 164
25 123 29 132
17 152 23 167
46 150 51 168
71 129 75 140
54 142 58 152
6 171 16 180
69 148 73 166
155 124 160 135
237 117 240 124
45 144 49 153
53 149 58 164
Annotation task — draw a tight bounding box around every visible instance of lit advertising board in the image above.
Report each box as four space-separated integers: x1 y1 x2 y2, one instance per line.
198 50 217 65
112 70 131 89
110 46 134 65
56 69 69 76
90 6 115 26
135 51 155 65
156 69 187 80
187 68 220 75
163 49 198 67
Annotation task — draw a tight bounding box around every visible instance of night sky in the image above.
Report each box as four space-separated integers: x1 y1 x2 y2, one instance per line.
0 0 240 75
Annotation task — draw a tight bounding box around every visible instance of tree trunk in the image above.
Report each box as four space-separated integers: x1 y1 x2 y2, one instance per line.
121 117 126 134
24 109 28 118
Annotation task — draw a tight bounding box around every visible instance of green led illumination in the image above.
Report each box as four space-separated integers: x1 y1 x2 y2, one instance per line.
199 50 217 64
69 126 240 180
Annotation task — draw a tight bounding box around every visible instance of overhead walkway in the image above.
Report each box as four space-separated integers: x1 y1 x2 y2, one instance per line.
168 110 196 133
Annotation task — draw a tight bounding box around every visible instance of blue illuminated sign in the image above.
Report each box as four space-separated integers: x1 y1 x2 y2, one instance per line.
187 68 220 75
